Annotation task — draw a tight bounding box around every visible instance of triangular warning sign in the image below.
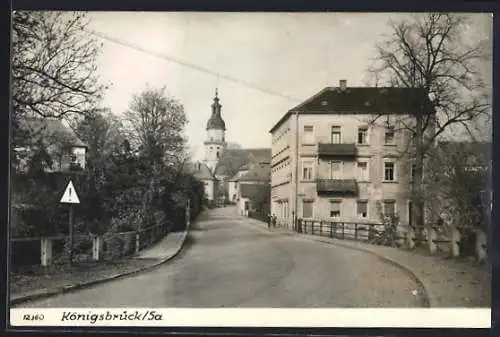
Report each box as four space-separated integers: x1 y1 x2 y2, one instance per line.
60 180 80 204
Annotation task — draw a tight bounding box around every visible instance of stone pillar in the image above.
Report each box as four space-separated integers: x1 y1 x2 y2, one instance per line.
40 238 53 267
135 232 140 253
450 227 461 258
406 227 415 250
92 236 102 261
476 229 487 263
427 228 437 254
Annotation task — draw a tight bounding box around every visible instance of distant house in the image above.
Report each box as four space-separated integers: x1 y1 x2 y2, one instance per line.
236 162 271 216
228 164 249 204
13 117 87 173
214 148 271 205
189 161 217 202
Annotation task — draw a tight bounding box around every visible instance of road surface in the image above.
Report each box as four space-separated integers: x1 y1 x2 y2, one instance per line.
18 207 426 308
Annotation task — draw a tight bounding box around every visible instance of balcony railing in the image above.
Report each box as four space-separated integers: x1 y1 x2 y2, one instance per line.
317 142 357 158
316 179 358 195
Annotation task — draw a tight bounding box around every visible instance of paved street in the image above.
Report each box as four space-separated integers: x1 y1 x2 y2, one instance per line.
19 207 426 308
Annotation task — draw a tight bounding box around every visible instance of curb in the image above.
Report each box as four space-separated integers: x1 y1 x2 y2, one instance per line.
243 217 436 308
10 220 192 306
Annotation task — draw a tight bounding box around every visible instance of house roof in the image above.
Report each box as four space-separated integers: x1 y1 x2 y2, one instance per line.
206 92 226 130
239 163 270 182
214 148 271 178
188 161 215 181
18 118 87 148
269 85 434 133
240 183 268 199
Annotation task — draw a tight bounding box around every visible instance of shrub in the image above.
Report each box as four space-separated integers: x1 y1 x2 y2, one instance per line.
103 234 126 260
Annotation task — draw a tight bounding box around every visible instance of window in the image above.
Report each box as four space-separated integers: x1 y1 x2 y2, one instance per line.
303 125 314 144
302 159 314 180
302 200 314 218
357 127 368 145
357 161 369 181
385 127 395 145
330 161 343 179
383 200 396 217
357 200 368 218
216 151 220 158
331 126 341 144
330 200 341 218
384 161 395 181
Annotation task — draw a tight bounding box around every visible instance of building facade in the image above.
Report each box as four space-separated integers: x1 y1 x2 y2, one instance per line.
190 161 216 202
269 80 434 231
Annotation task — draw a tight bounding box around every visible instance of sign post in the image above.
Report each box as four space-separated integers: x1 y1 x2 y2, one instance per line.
60 180 80 267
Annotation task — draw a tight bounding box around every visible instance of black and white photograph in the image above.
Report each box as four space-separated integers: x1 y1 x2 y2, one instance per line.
8 11 492 328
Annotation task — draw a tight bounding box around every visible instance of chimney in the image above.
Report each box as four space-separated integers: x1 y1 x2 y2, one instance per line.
339 79 347 90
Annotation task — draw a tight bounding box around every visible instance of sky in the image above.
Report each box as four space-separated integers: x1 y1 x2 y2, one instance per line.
86 12 492 160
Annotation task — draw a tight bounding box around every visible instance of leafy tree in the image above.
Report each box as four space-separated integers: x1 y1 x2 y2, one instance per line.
71 109 126 233
367 13 491 237
123 86 188 229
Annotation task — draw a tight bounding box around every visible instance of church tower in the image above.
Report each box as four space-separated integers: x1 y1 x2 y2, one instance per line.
204 89 226 172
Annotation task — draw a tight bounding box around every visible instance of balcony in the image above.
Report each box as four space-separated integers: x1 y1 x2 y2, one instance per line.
316 179 358 195
317 143 357 159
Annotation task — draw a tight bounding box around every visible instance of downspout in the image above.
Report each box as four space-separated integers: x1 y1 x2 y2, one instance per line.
294 110 299 232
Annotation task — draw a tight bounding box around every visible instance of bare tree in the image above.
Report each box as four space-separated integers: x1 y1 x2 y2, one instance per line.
367 13 491 237
12 11 106 120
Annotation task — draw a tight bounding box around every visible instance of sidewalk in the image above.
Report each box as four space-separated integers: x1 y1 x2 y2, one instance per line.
244 216 491 308
10 226 190 306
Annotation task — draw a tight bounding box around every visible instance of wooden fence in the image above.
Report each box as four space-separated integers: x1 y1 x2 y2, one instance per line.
10 218 177 269
275 218 488 261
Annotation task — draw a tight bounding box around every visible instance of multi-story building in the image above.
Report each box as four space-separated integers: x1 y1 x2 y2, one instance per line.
269 79 434 231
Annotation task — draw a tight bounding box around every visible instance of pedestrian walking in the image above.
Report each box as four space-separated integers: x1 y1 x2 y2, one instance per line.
267 213 272 229
272 214 277 228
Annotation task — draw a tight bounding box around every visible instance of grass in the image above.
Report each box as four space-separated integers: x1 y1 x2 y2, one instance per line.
9 258 159 298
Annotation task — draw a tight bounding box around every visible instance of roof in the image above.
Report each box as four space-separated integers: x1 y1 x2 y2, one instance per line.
188 161 215 181
269 86 434 133
239 163 270 182
206 93 226 130
214 148 271 177
240 183 269 199
18 117 87 148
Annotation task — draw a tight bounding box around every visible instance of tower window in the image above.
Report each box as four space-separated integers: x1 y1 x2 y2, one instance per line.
217 151 220 158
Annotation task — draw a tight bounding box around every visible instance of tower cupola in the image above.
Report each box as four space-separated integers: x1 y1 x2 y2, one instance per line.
206 89 226 130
